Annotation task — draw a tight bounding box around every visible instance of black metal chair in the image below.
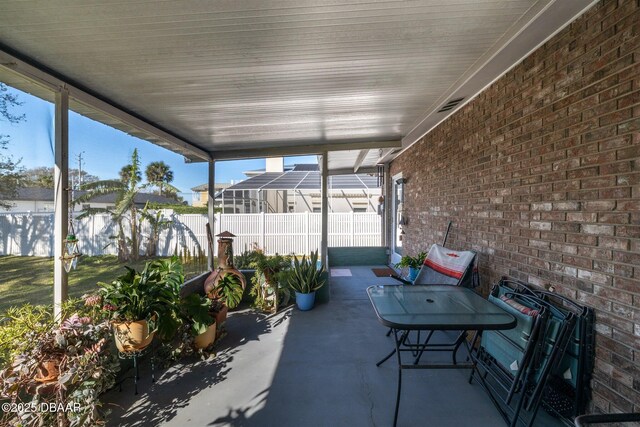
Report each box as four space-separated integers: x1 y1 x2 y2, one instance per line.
470 280 577 427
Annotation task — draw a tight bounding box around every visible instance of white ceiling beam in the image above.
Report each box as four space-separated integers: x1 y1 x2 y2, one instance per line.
210 140 401 161
328 167 378 176
353 149 369 173
0 48 210 161
376 148 397 164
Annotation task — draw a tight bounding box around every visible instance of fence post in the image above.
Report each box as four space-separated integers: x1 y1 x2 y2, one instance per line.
305 211 310 254
350 211 355 246
260 212 265 251
215 213 222 256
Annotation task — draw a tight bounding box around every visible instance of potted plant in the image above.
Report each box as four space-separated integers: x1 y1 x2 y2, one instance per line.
98 256 184 352
250 253 292 313
394 251 427 281
288 250 326 311
0 299 120 427
178 293 216 349
206 272 243 332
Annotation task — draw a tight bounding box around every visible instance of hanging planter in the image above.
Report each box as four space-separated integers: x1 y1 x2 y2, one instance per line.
60 187 82 273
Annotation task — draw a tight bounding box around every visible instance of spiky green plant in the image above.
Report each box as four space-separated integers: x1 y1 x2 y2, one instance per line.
288 250 326 294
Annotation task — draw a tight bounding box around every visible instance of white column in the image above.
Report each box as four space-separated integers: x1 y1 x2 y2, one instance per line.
320 152 328 266
383 164 391 250
207 159 215 270
53 88 69 320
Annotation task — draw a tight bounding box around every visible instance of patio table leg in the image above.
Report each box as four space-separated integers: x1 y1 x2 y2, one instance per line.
393 329 405 427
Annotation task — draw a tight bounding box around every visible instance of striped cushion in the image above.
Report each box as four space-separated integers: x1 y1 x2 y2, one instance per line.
422 244 475 279
500 295 539 316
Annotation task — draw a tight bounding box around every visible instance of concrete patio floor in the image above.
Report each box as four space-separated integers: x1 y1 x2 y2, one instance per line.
105 266 562 427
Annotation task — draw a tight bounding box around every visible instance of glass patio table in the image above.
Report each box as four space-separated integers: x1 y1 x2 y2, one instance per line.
367 285 516 427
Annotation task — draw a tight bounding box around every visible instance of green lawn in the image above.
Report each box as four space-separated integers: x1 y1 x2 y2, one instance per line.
0 255 209 314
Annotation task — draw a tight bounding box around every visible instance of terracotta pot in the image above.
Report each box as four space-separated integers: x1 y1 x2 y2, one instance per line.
35 359 60 383
193 322 217 349
215 304 228 329
113 319 154 352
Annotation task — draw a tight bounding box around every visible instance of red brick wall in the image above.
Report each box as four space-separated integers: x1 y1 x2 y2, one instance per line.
390 0 640 414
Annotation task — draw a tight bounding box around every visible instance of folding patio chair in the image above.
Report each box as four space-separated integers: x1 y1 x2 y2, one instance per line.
388 243 478 363
471 279 577 427
505 279 595 425
391 243 478 287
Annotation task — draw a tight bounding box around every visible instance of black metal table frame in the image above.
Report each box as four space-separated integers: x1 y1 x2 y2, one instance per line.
369 285 517 426
377 327 480 427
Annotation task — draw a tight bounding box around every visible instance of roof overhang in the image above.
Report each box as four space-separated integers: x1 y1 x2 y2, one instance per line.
0 0 596 170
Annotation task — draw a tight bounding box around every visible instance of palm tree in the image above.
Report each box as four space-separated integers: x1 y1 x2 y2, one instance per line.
119 164 141 184
76 149 147 261
145 161 174 196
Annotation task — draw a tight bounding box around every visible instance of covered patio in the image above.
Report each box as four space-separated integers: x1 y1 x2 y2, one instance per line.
103 267 563 427
1 0 639 425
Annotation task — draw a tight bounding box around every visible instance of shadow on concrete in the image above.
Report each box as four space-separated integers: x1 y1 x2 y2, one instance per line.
104 309 273 426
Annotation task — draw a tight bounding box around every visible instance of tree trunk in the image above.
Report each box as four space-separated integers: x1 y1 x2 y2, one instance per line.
130 206 139 261
117 221 129 262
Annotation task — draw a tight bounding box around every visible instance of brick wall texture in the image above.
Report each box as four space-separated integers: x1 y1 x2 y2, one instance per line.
390 0 640 414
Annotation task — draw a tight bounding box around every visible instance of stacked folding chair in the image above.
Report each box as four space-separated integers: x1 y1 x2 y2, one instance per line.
519 283 595 425
469 278 592 427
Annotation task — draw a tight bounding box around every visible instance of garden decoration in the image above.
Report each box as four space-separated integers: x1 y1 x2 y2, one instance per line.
250 252 292 313
202 228 246 334
60 187 81 272
203 228 247 295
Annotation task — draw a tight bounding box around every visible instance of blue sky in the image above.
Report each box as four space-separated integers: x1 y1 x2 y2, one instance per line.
0 85 316 199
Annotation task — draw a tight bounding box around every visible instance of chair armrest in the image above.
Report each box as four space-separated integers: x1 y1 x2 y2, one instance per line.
575 413 640 426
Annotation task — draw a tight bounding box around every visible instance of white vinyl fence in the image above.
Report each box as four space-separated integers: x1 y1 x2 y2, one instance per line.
0 212 382 257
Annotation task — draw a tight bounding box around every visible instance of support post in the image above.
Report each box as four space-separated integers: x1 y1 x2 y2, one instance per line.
383 164 391 252
207 160 215 270
320 152 329 267
53 87 69 320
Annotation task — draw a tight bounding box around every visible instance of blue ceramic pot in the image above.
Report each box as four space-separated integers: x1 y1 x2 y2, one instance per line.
408 267 419 281
295 291 316 311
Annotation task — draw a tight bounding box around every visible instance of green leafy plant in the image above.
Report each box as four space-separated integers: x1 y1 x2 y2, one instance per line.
288 250 326 294
179 293 215 336
234 249 260 270
98 256 184 340
213 274 244 310
250 253 292 312
0 298 110 367
394 252 427 269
